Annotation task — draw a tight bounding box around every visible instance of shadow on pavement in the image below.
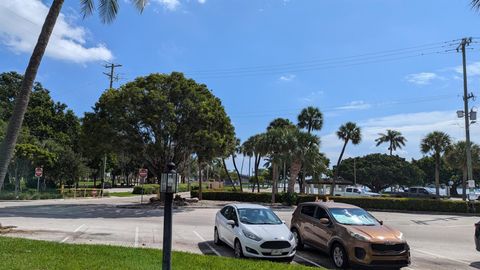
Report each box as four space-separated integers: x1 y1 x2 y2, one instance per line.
0 204 194 219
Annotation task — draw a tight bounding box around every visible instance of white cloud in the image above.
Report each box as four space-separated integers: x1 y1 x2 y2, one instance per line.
321 110 472 166
279 74 296 82
405 72 440 85
0 0 113 64
299 90 324 103
454 62 480 77
337 100 371 110
153 0 181 10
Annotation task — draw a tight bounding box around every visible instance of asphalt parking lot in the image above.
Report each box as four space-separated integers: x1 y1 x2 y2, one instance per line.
0 196 479 270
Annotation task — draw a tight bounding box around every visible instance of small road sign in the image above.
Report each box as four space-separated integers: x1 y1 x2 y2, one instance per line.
35 167 43 177
139 168 148 179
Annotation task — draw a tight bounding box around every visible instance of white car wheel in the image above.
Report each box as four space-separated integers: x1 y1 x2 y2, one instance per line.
213 227 222 246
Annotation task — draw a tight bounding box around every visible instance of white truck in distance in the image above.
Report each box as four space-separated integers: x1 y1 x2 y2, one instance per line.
334 186 380 197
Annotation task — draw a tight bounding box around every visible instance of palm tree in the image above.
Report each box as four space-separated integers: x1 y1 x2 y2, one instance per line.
0 0 147 189
231 138 243 192
297 106 323 134
331 122 362 195
421 131 451 196
267 118 295 130
297 107 323 193
242 134 268 192
445 141 480 200
375 129 407 155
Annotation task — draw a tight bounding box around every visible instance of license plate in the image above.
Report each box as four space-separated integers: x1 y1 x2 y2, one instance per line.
271 250 282 255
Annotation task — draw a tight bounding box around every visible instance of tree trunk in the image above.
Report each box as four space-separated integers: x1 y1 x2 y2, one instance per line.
288 159 301 194
434 154 440 196
222 158 236 191
0 0 64 189
462 166 467 201
232 154 243 192
93 175 97 188
389 141 393 155
331 139 349 195
198 163 203 200
271 163 278 203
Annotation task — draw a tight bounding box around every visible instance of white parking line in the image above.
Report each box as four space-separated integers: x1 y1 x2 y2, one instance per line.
134 227 139 247
193 230 221 256
60 224 86 243
413 248 469 265
294 254 322 268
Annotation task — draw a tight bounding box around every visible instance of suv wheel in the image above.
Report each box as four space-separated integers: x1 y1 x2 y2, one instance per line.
331 243 348 269
213 227 222 246
291 228 304 250
234 239 244 258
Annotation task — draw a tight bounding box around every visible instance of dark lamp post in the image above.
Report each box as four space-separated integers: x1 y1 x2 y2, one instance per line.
161 162 178 270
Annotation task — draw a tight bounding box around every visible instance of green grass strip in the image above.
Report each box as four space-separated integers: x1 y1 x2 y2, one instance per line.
0 237 320 270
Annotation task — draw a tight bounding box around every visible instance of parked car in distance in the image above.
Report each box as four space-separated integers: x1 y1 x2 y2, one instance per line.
214 203 296 261
291 202 410 269
335 186 380 197
475 221 480 251
394 187 439 199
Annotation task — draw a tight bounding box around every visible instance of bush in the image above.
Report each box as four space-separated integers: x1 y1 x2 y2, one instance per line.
133 184 159 194
190 190 275 203
62 188 109 198
0 190 63 200
190 191 480 214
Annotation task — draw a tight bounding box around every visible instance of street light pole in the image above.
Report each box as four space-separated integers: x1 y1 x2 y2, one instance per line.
161 162 177 270
458 37 474 200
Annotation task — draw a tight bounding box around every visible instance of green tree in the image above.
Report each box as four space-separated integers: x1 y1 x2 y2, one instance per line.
0 0 147 189
267 118 295 130
297 106 323 134
445 141 480 200
242 134 268 192
332 122 362 195
337 154 424 192
420 131 451 196
231 138 244 192
375 129 407 155
297 106 323 193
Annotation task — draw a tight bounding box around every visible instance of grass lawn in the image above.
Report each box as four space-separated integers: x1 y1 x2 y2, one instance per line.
0 237 320 270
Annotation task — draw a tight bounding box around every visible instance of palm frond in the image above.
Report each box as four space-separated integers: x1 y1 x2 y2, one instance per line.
80 0 95 18
99 0 120 24
132 0 148 13
473 0 480 10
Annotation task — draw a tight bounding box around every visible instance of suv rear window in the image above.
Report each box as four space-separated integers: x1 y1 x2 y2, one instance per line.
300 205 316 217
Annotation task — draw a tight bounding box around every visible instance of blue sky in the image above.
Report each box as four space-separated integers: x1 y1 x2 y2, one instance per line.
2 0 480 169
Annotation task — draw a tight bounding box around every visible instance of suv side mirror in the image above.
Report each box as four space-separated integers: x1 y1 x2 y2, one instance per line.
379 220 384 225
319 218 330 225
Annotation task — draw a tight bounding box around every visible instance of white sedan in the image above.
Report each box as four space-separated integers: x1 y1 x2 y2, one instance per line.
214 203 296 261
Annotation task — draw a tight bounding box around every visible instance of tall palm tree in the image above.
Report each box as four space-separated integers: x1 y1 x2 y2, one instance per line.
242 134 267 192
421 131 451 196
445 141 480 200
297 107 323 193
375 129 407 155
267 118 295 130
331 122 361 195
0 0 147 189
231 138 243 192
297 106 323 134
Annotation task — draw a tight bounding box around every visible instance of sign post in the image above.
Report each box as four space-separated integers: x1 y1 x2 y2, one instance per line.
139 168 148 204
35 167 43 199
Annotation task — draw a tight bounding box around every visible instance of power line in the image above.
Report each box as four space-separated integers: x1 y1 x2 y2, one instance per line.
103 62 122 89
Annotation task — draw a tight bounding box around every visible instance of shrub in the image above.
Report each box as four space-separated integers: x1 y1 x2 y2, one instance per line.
190 191 480 214
133 184 159 194
62 188 109 198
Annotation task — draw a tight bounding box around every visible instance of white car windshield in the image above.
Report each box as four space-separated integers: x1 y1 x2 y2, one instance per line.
330 208 379 226
238 208 282 225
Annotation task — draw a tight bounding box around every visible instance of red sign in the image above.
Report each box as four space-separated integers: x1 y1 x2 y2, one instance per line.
139 168 148 178
35 167 43 177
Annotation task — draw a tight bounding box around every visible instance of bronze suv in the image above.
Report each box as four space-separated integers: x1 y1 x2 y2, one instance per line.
290 202 410 269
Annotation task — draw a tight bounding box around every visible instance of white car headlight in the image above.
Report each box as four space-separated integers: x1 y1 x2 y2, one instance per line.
242 229 262 241
288 232 294 241
397 232 404 240
348 231 370 241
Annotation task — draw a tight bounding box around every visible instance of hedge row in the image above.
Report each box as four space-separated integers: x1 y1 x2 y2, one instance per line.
133 184 160 194
62 188 109 198
190 191 479 214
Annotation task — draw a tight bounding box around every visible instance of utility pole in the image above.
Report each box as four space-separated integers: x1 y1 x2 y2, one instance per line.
103 62 122 89
457 37 474 200
353 158 357 186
